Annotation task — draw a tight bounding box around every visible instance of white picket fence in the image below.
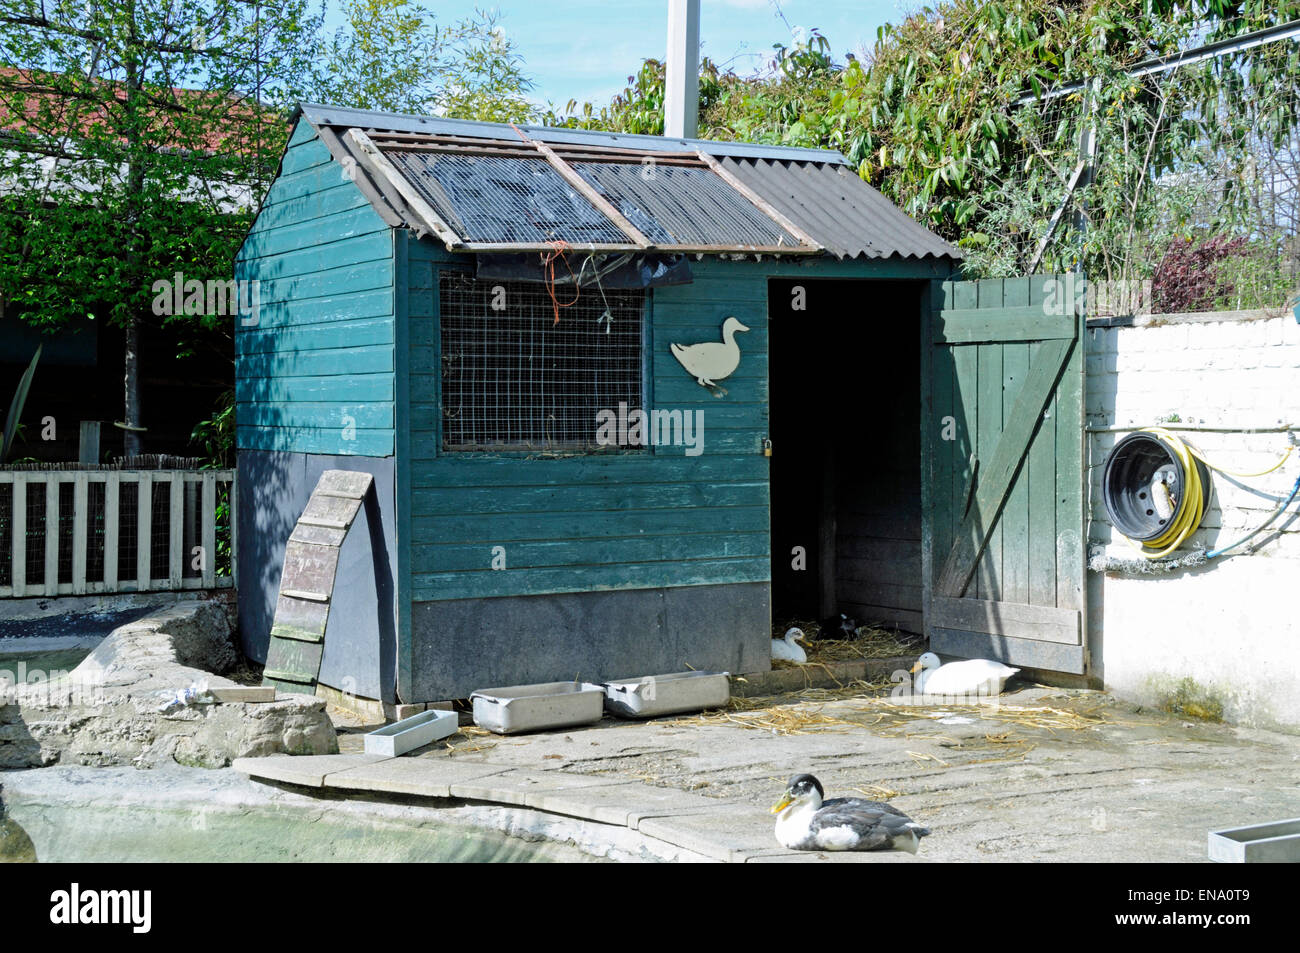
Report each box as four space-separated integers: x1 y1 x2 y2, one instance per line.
0 469 236 598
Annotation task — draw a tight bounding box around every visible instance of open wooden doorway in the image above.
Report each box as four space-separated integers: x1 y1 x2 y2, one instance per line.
768 278 924 634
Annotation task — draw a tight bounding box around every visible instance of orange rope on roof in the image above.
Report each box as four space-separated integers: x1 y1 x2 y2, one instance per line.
513 121 581 324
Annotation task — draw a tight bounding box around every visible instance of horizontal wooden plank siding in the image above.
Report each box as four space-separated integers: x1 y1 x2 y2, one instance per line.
930 627 1087 674
405 244 774 602
235 118 397 457
931 595 1080 644
416 558 770 602
413 504 770 543
933 306 1076 343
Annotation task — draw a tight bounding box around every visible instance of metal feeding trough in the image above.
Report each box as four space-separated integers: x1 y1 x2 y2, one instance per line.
364 708 458 756
600 671 730 719
1208 818 1300 863
471 681 605 735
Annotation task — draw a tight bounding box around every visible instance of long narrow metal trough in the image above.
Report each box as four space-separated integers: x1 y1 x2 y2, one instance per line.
600 671 730 718
364 709 459 756
1208 818 1300 862
471 681 605 735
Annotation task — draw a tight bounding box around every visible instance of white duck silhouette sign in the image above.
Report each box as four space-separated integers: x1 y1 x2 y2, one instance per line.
670 317 749 387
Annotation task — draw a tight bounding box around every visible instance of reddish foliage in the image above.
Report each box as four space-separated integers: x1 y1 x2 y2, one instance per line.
1152 235 1249 313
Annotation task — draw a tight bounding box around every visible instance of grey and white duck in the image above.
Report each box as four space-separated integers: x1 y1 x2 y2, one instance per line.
770 773 930 853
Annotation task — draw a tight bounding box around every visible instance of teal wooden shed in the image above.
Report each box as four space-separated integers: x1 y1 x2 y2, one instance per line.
235 104 1090 707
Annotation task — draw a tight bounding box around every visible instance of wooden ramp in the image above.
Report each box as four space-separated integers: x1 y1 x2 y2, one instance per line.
262 470 374 696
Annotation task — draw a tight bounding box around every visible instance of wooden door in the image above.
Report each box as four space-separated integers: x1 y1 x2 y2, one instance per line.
921 276 1087 674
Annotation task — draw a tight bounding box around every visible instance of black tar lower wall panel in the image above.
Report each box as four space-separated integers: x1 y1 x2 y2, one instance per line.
409 582 771 701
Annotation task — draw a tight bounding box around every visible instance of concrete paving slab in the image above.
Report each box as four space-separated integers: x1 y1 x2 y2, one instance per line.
435 722 699 772
322 757 514 798
635 804 781 863
449 769 638 808
0 764 607 863
232 753 389 788
744 847 920 863
524 779 730 827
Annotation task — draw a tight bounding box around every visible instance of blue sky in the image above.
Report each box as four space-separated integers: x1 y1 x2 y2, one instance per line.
322 1 913 110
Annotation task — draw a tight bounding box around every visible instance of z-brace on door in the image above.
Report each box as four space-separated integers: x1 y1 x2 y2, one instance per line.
922 276 1087 675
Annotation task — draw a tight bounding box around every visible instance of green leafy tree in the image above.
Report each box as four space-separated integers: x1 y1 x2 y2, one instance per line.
0 0 321 455
544 30 843 146
309 1 534 122
553 1 1299 305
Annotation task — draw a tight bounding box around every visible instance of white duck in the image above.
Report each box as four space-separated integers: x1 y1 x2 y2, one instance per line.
670 316 749 386
911 652 1019 697
771 627 808 663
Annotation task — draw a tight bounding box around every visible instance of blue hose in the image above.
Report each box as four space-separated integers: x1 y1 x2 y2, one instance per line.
1206 468 1300 559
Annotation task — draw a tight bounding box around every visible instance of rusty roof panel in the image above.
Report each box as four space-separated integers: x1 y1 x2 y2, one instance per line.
718 157 962 261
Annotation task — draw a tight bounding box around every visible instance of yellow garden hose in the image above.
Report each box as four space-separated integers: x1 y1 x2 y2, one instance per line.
1120 427 1296 560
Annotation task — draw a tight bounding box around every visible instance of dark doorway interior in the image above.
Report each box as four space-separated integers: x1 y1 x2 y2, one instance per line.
768 278 923 633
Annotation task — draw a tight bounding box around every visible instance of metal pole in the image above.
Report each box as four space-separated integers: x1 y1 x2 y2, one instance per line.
1016 18 1300 106
665 0 701 139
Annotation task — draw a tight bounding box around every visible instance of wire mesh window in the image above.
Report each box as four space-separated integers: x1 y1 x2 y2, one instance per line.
57 480 74 584
439 272 646 452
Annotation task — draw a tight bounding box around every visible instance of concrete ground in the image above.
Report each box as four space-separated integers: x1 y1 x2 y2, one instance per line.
225 682 1300 863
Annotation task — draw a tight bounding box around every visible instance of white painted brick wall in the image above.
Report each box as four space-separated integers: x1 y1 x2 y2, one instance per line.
1084 314 1300 728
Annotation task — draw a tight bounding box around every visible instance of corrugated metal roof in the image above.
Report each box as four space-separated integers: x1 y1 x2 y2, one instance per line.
719 157 961 261
295 102 847 165
572 162 799 248
295 103 960 261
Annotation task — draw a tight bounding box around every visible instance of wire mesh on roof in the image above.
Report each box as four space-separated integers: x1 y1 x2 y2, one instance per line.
570 162 798 248
388 152 629 245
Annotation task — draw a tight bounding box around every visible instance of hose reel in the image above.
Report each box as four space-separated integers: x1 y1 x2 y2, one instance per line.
1102 426 1297 562
1102 430 1211 555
